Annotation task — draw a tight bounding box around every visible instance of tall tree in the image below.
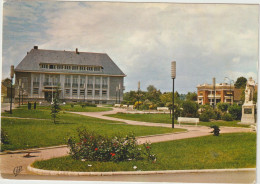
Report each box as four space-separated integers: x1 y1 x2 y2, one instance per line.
234 77 247 89
51 88 60 124
186 92 197 101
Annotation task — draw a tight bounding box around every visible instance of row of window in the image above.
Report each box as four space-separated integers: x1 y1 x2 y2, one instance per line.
65 89 107 96
33 88 107 96
40 64 102 72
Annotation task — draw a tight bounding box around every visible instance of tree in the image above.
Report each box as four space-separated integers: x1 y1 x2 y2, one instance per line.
186 92 197 101
51 88 60 124
234 77 247 89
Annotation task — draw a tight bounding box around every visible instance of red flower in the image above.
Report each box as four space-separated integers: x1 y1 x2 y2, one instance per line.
83 138 87 142
146 146 150 149
112 153 116 157
95 148 98 151
77 142 82 145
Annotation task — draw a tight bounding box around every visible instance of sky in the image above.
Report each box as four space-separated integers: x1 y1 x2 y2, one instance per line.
2 1 259 94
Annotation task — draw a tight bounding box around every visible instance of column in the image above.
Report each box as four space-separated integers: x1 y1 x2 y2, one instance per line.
107 76 110 100
85 75 88 101
92 76 95 101
100 76 102 101
30 73 33 98
70 75 73 99
77 75 80 100
60 74 65 100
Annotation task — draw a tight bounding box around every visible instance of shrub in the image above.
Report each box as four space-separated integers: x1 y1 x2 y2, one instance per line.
222 113 233 121
70 103 75 108
210 125 220 136
199 112 210 122
228 104 242 120
217 103 230 112
1 128 9 144
181 101 199 117
213 109 222 120
67 128 156 162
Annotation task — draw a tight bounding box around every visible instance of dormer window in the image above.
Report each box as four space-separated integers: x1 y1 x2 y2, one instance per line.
49 65 56 69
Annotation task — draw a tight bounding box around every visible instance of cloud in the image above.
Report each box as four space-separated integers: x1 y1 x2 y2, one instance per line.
2 2 258 93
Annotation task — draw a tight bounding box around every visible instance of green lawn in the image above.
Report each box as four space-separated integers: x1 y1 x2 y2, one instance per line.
1 109 184 151
106 113 250 127
33 132 256 171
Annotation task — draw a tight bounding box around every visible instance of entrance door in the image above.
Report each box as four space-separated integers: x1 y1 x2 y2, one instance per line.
44 92 51 102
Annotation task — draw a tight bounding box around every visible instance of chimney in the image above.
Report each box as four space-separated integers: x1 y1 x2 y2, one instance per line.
76 48 79 54
34 46 38 49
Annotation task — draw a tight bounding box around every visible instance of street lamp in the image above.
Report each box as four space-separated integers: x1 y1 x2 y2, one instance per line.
10 65 14 114
224 77 234 105
171 61 176 128
18 79 21 107
118 84 121 104
137 81 140 110
116 87 118 104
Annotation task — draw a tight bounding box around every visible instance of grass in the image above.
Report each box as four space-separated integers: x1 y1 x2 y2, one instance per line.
106 113 250 127
32 132 256 171
1 109 185 151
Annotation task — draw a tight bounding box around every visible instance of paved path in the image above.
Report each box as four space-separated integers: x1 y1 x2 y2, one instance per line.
0 108 254 178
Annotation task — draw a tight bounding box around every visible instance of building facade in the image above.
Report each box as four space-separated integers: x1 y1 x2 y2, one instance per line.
14 46 126 104
197 83 242 106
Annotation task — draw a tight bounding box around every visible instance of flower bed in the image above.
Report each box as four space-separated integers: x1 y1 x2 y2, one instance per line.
68 128 156 162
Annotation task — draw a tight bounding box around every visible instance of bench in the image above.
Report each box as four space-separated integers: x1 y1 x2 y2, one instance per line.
157 107 169 112
114 104 121 107
178 117 199 126
122 105 128 108
128 105 134 110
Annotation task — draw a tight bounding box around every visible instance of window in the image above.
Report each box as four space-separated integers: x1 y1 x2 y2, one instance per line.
80 76 85 88
72 89 78 95
72 66 78 70
57 65 63 69
87 90 92 95
95 77 100 88
80 66 85 70
40 64 48 69
49 65 56 69
102 90 107 95
33 88 39 94
72 76 78 87
87 67 93 71
102 77 108 88
95 90 100 96
94 67 100 71
80 89 85 96
65 89 70 95
65 65 71 70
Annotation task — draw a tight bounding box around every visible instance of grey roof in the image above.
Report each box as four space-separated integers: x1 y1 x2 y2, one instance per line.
15 48 126 76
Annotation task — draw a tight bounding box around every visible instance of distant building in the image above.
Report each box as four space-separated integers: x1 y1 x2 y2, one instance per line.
14 46 126 104
1 78 12 103
197 82 243 106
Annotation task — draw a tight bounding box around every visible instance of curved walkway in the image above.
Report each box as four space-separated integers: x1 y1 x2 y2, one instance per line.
0 108 254 176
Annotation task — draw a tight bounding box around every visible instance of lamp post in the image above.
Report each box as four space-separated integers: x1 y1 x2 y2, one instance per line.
118 84 121 104
137 81 140 110
213 77 216 109
21 83 24 105
10 65 14 114
224 77 234 105
171 61 176 128
116 87 118 104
